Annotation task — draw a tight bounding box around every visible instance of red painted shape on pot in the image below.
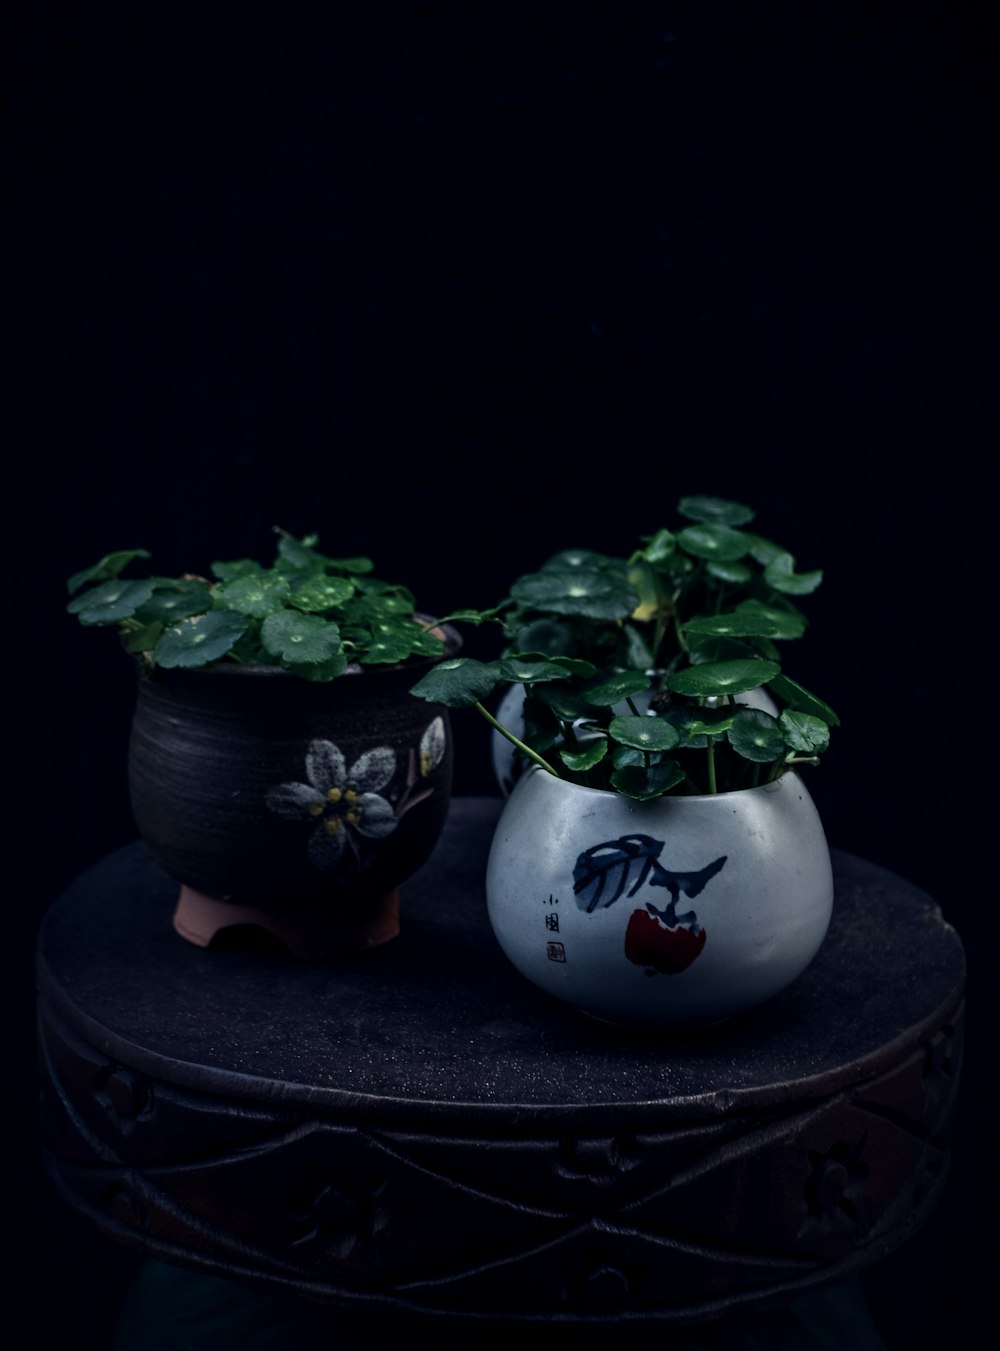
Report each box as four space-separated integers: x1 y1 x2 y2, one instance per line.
624 908 707 974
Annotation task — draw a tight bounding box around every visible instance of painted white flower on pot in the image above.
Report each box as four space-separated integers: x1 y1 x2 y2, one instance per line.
266 740 399 871
419 716 446 777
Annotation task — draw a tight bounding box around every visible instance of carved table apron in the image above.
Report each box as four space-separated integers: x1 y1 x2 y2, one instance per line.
36 797 965 1329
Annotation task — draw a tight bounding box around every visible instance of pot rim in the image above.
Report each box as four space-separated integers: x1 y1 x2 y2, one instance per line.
517 762 806 805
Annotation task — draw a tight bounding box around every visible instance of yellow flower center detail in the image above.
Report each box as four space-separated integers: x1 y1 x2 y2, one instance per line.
343 789 359 805
326 787 342 803
308 803 324 817
323 817 342 836
420 751 432 776
345 810 360 826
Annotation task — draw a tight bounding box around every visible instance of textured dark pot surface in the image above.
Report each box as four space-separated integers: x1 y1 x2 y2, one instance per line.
128 627 458 914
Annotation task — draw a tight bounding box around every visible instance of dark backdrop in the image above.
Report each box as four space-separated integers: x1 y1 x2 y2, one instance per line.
8 4 996 1347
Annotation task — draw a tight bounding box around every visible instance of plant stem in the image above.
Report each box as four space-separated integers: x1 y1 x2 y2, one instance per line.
706 734 717 794
475 702 559 777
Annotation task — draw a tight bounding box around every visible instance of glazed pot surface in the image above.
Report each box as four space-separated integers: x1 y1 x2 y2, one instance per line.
128 635 457 928
485 767 833 1027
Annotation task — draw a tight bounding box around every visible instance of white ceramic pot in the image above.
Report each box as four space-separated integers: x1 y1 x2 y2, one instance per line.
489 681 779 796
485 767 833 1027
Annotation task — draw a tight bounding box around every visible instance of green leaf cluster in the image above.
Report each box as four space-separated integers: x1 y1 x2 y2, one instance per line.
66 529 445 680
412 495 836 799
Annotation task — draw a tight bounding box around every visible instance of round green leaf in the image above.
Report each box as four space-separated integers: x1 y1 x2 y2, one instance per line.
677 524 751 562
763 552 824 595
210 558 264 582
729 708 786 763
409 657 503 708
498 657 572 685
539 548 615 572
683 612 786 639
667 658 780 698
67 578 155 625
608 715 680 752
509 569 638 619
260 611 342 664
558 739 609 773
215 574 292 618
153 611 249 668
288 575 356 612
779 709 831 753
677 496 755 527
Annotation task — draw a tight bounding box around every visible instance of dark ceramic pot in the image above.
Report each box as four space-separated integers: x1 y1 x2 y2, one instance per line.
128 622 460 957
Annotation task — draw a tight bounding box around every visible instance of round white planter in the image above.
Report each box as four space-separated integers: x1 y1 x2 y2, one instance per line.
485 767 833 1028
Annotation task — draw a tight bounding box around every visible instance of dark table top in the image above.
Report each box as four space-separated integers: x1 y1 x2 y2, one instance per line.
37 796 966 1128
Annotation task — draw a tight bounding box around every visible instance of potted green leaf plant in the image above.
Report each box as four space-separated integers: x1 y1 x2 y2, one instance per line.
410 495 837 1027
66 529 460 957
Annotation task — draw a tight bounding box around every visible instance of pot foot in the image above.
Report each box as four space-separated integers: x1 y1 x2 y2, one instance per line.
172 885 401 959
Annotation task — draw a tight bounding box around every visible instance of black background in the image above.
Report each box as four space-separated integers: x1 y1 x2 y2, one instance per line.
8 3 997 1346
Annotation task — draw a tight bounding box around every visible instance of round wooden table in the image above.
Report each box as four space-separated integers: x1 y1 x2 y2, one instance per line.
37 797 965 1332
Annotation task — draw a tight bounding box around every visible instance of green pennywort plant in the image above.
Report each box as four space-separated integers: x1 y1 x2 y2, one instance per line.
66 530 445 680
411 495 837 799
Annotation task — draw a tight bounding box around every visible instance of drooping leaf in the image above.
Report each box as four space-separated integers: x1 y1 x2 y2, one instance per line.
67 578 155 625
677 495 756 527
134 579 214 623
734 598 807 639
261 611 342 664
608 715 680 752
621 622 655 671
744 534 787 566
768 673 840 726
534 681 602 722
638 528 676 563
409 657 503 707
584 670 652 706
572 834 666 912
286 651 350 682
666 658 780 698
779 709 831 753
67 548 152 595
763 552 823 595
559 738 609 772
705 559 753 584
125 621 163 653
729 708 786 763
611 759 686 800
325 556 375 575
510 617 575 657
677 523 751 563
210 558 264 582
153 611 249 668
